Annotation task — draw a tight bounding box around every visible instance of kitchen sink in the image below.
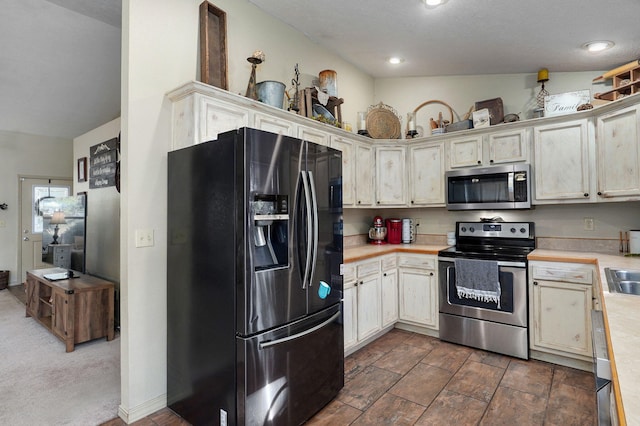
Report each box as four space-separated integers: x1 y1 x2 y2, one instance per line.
605 268 640 295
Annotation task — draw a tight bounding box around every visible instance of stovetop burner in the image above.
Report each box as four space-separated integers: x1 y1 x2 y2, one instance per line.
439 221 535 262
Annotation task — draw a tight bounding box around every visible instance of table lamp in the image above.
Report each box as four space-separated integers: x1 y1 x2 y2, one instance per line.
50 211 66 245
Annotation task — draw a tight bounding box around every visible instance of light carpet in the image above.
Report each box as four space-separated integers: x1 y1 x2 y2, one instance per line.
0 289 120 426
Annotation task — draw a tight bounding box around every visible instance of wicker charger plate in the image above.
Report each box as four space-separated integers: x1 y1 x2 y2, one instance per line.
366 103 401 139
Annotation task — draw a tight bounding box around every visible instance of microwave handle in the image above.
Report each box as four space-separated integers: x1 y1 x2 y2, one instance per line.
508 172 515 202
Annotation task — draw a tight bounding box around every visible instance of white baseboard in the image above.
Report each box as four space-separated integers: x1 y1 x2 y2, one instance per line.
118 393 167 424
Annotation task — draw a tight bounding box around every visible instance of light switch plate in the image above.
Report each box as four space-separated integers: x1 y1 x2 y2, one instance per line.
135 229 154 247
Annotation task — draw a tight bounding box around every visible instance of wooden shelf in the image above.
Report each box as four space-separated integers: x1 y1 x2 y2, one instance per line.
297 87 344 124
595 66 640 101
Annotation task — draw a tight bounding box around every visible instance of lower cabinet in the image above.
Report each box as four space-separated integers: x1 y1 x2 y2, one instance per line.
529 261 596 360
381 255 398 328
398 254 438 330
356 261 382 342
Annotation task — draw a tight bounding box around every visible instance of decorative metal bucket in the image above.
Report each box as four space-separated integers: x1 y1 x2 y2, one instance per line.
256 81 286 109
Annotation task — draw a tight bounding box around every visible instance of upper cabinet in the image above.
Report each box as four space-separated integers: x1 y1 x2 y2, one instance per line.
533 119 594 203
448 129 529 169
596 104 640 201
408 141 445 206
375 145 406 207
168 81 640 208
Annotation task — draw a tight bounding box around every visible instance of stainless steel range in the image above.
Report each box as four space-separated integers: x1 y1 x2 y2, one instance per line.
438 220 535 359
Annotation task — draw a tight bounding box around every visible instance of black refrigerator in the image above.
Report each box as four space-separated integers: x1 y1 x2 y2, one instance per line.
167 127 344 425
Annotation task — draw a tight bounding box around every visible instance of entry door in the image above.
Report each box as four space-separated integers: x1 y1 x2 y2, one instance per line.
19 177 71 282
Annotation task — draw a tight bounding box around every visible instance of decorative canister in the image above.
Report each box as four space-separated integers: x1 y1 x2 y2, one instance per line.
318 70 337 97
402 218 414 244
256 81 286 109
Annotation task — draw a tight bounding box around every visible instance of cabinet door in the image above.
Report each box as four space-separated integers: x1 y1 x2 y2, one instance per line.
199 96 250 145
487 128 528 165
398 267 437 328
354 143 374 207
356 274 381 341
25 276 38 317
596 105 640 200
343 282 358 350
448 135 483 168
298 125 330 146
530 279 593 358
51 291 70 341
253 112 295 136
381 269 398 328
409 141 445 206
330 136 355 206
375 145 406 206
533 119 593 203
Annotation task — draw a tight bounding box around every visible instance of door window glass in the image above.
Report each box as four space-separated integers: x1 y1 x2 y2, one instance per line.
32 185 70 232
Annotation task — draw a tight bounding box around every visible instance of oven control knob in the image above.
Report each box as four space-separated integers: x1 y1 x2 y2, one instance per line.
469 227 475 232
510 227 516 233
461 227 467 232
520 227 526 233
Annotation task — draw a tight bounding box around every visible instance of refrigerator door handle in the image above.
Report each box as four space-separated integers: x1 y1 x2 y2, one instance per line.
258 311 341 349
307 171 319 286
300 171 313 289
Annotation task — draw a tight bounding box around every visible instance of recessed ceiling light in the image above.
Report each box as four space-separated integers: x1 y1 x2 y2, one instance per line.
582 41 614 52
388 57 404 65
423 0 447 7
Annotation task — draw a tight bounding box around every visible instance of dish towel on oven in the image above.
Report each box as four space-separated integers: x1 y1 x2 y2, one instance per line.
454 258 501 308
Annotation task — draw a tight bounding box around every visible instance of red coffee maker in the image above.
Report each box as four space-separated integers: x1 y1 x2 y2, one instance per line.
386 218 402 244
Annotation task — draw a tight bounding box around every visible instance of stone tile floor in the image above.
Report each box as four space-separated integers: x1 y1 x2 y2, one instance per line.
102 329 596 425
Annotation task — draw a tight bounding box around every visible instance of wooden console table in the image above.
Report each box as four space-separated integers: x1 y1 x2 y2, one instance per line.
25 268 115 352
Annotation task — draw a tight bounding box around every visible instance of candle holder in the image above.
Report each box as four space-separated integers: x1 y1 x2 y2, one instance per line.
406 112 417 139
406 130 418 139
245 51 265 101
357 129 370 137
357 111 370 136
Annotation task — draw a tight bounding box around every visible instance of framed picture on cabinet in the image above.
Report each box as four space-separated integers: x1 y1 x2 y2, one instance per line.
77 157 87 182
199 1 228 90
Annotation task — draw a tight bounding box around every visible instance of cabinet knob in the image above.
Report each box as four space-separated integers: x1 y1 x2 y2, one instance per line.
383 273 387 276
477 160 481 164
583 193 589 197
533 281 538 285
411 200 414 204
597 191 602 196
377 201 380 204
489 159 494 164
357 200 361 204
430 272 434 276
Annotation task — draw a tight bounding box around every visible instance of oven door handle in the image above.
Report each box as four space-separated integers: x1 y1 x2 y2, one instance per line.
438 258 526 268
508 172 515 202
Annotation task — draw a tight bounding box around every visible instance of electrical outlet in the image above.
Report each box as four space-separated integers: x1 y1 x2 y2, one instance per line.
135 229 154 247
583 217 594 231
413 218 421 228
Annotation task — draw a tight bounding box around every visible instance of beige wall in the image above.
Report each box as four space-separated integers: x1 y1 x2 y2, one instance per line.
120 0 374 421
0 131 72 284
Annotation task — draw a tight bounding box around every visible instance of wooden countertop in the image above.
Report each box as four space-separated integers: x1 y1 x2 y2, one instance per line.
344 243 450 263
529 249 640 425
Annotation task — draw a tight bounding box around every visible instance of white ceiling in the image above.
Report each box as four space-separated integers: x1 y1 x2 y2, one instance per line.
2 0 639 139
0 0 121 140
250 0 640 78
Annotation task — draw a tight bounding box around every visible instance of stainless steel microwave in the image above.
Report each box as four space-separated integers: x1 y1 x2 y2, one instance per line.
445 164 531 210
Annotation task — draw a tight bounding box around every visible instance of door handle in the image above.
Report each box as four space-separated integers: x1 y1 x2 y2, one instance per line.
259 311 340 349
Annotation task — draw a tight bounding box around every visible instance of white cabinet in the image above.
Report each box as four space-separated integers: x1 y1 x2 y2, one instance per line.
380 255 398 328
596 104 640 201
448 134 483 168
533 119 594 203
408 141 445 206
448 129 528 169
375 145 406 206
354 142 375 207
397 254 438 329
298 125 330 146
529 261 596 360
253 112 295 136
342 278 358 350
355 260 382 342
330 136 374 208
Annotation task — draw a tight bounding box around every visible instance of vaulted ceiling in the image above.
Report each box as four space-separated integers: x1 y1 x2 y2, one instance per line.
2 0 639 140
